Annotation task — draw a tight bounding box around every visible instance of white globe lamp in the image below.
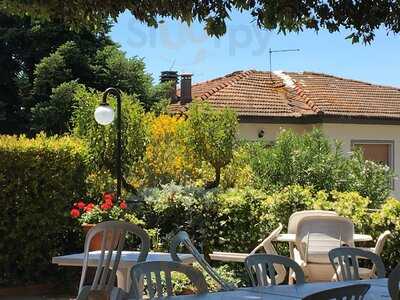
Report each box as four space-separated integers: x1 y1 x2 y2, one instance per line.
94 104 114 125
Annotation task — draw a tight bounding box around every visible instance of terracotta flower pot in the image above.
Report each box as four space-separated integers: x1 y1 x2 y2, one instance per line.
82 223 104 251
82 223 120 251
177 288 196 295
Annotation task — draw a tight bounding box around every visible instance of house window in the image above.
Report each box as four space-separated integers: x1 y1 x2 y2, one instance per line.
351 140 394 169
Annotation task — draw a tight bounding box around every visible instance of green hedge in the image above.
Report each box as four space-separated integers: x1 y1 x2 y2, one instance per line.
0 134 87 286
138 184 400 278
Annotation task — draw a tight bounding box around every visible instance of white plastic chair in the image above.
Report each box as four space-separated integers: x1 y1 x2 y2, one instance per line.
170 231 235 291
288 210 338 235
130 261 208 299
288 211 338 259
358 230 391 279
77 221 150 300
294 215 354 282
389 263 400 300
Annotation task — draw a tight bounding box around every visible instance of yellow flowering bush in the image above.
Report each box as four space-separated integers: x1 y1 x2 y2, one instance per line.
142 114 199 186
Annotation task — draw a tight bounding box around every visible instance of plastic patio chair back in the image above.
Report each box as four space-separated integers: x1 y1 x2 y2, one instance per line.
170 231 234 291
78 221 150 296
250 223 283 255
388 263 400 300
288 210 338 234
296 215 354 263
302 284 370 300
373 230 391 255
130 261 208 299
245 254 305 287
329 247 385 281
249 224 286 285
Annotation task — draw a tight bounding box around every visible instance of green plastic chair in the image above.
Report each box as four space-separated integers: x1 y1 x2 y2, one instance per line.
245 254 305 286
302 284 370 300
130 261 208 299
329 247 385 281
389 263 400 300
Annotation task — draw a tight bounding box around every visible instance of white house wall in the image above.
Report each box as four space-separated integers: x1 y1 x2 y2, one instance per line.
238 122 400 198
238 123 318 142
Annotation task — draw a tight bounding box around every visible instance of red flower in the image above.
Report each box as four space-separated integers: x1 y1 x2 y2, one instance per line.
103 193 114 204
70 208 80 218
119 201 127 209
100 202 112 211
77 201 85 209
84 203 95 212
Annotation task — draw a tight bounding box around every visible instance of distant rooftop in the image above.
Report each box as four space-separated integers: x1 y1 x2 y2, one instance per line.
170 70 400 122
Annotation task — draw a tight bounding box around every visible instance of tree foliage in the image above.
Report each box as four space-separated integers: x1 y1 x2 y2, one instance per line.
2 1 400 43
0 12 112 134
249 128 394 204
31 81 84 134
30 41 169 133
141 114 198 186
72 87 147 194
90 45 158 108
185 102 238 188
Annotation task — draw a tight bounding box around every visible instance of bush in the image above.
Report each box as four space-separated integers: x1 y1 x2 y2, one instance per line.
73 87 146 194
371 198 400 270
249 128 393 205
138 183 267 255
220 143 254 189
141 114 199 186
138 183 400 273
260 185 316 233
0 134 87 286
311 190 371 231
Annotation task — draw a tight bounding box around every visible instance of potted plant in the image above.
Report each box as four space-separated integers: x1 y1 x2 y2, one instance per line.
70 192 141 250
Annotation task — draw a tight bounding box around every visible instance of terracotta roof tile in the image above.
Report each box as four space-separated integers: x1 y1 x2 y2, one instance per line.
170 70 400 120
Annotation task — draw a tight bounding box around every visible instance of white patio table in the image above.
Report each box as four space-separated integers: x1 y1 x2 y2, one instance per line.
210 233 372 262
52 251 195 292
157 279 389 299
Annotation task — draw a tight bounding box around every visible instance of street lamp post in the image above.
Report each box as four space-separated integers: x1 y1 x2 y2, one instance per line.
94 87 123 201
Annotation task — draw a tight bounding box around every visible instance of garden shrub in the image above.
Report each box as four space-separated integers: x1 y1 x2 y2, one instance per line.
260 185 316 233
73 87 146 194
371 198 400 270
141 114 199 186
220 143 254 189
138 184 267 254
345 151 393 206
249 129 342 191
311 190 371 231
0 134 87 286
249 128 393 205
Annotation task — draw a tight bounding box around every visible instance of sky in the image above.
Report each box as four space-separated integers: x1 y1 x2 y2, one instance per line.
111 10 400 87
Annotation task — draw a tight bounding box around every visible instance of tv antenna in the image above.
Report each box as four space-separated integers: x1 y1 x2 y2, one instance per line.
169 59 176 71
269 48 300 81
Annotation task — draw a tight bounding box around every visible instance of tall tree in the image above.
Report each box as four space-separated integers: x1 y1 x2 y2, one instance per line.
0 12 112 134
2 1 400 43
30 42 170 134
185 102 238 189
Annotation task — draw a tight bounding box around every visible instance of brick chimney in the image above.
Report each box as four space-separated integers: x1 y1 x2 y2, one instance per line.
160 71 178 102
180 73 192 104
